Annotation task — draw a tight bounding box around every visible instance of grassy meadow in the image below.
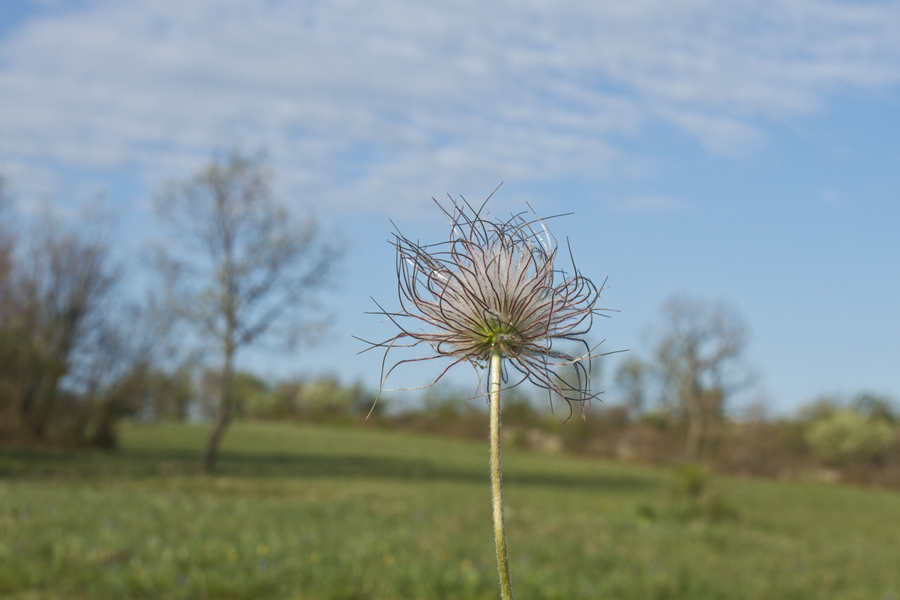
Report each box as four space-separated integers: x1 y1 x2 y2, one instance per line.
1 421 899 599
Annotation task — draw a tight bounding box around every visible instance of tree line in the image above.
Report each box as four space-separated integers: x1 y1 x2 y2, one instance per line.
359 296 899 486
2 157 896 482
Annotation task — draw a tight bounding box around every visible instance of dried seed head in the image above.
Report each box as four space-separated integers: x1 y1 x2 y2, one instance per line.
360 191 614 414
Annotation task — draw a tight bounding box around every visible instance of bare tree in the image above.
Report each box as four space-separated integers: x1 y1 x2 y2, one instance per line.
152 150 341 472
614 357 649 419
654 296 749 460
1 218 112 438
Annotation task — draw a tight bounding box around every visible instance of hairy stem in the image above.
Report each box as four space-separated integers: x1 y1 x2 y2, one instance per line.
490 350 514 600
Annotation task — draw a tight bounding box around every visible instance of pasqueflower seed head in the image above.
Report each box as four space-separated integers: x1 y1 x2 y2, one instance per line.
362 192 612 412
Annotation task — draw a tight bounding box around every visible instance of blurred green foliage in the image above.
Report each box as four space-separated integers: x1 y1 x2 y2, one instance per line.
218 373 379 423
806 410 895 464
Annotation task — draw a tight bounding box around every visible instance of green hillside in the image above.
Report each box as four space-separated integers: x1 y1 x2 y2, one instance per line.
1 422 898 599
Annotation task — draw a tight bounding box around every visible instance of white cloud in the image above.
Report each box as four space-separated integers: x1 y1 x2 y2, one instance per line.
0 158 60 213
0 0 899 213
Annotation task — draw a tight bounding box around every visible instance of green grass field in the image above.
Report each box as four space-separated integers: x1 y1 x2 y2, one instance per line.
1 421 899 599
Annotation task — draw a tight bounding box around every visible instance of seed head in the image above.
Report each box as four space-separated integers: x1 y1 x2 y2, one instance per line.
361 191 613 414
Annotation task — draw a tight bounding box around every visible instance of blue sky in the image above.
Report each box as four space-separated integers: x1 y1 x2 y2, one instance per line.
1 0 899 414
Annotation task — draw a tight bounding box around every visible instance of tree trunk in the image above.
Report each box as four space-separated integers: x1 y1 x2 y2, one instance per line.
201 343 235 473
685 401 703 460
684 378 704 461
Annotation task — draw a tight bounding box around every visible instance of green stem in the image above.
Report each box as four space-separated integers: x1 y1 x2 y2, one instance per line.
490 350 514 600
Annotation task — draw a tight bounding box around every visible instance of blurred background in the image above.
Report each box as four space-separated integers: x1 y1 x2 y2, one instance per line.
2 3 900 598
2 0 900 456
1 0 898 413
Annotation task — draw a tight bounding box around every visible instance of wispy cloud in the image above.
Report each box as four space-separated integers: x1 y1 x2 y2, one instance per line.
1 0 898 212
613 194 685 213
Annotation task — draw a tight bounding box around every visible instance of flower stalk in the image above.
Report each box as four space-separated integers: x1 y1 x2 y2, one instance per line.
489 349 514 599
361 191 615 600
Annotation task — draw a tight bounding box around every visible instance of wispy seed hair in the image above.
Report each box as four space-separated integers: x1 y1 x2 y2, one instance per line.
359 191 616 417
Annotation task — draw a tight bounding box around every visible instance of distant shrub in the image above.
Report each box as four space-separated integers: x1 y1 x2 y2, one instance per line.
294 377 375 421
242 386 292 420
420 387 477 422
499 389 540 425
639 410 671 432
852 392 898 424
806 410 895 464
237 375 379 422
719 418 811 477
798 395 842 424
661 464 739 522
